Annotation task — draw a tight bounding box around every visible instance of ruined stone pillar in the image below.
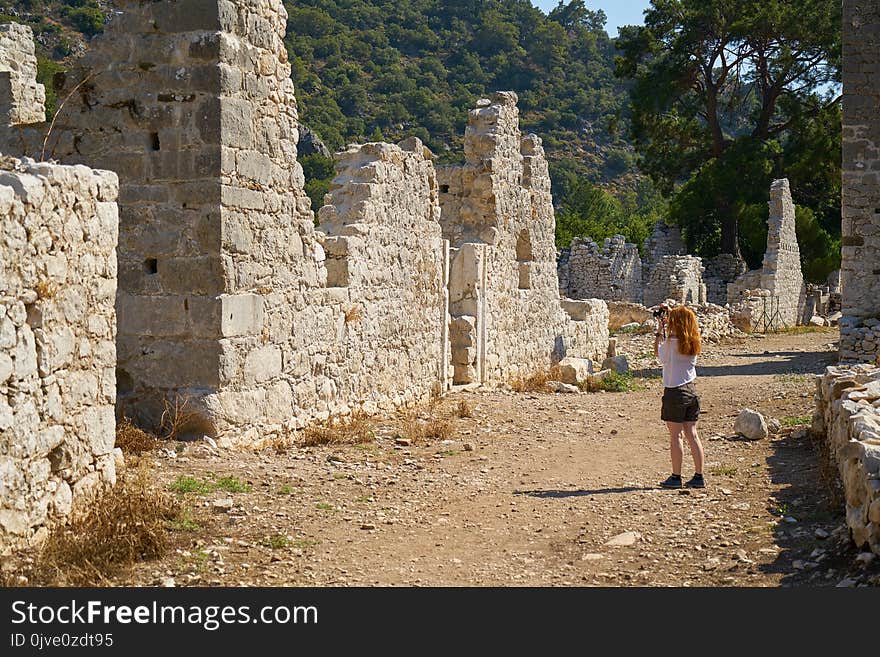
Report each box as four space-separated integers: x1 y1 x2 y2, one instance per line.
841 0 880 362
0 24 45 127
759 179 803 328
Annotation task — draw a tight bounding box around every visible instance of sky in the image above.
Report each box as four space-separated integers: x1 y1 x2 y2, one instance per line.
532 0 651 37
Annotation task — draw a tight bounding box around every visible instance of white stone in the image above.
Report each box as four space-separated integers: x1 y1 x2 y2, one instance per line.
734 408 768 440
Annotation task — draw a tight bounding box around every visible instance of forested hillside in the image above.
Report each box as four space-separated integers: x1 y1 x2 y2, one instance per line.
0 0 842 281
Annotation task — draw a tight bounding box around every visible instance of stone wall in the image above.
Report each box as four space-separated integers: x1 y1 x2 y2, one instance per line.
0 23 44 127
725 179 804 330
0 158 118 552
642 219 686 275
0 8 606 435
841 0 880 363
814 364 880 556
643 255 705 308
438 92 608 384
559 235 643 303
704 254 747 305
0 3 449 434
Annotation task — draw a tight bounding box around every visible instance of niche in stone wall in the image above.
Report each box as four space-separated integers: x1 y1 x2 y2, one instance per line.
516 229 533 289
323 236 351 287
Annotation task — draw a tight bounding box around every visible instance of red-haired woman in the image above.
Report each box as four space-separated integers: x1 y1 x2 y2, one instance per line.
653 305 705 489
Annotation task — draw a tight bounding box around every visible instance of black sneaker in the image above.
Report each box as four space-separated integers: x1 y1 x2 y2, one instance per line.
685 474 705 488
660 474 682 489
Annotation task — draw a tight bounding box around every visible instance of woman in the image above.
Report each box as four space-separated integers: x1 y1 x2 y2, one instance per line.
653 305 705 489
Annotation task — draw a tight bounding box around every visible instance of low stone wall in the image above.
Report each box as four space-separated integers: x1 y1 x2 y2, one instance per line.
607 301 651 330
643 255 705 308
0 159 118 552
704 254 747 305
560 235 642 303
839 317 880 364
814 364 880 556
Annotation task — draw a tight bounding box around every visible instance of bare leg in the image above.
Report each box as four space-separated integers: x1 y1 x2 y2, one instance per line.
682 422 704 474
666 421 684 475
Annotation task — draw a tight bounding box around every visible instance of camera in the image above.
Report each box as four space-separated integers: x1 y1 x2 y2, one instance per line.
652 304 668 319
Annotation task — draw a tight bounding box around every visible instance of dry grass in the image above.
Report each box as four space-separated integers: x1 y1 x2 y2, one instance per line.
344 305 363 323
455 399 474 418
298 412 375 447
3 464 178 587
115 417 159 455
401 414 453 444
509 365 562 393
158 394 205 440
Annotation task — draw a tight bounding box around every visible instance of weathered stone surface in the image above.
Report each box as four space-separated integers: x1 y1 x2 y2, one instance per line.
601 355 630 375
558 357 592 385
0 158 118 552
727 180 804 331
0 24 45 125
815 363 880 555
734 408 768 440
439 93 607 386
558 235 643 303
841 0 880 363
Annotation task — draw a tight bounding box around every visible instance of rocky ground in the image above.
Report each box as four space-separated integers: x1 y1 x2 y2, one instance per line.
117 327 878 587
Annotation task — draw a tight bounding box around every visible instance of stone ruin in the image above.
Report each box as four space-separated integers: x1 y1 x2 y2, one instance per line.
725 179 805 331
840 0 880 364
642 255 706 308
702 254 748 306
437 92 608 385
642 220 687 274
557 235 642 303
0 4 608 549
0 23 45 126
0 159 119 547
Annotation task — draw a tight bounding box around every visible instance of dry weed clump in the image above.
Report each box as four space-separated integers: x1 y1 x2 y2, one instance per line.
6 465 179 586
455 399 474 418
115 417 159 455
298 412 375 447
509 365 562 393
159 395 198 440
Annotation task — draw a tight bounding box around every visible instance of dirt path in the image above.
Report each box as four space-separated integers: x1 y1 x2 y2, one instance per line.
120 328 880 587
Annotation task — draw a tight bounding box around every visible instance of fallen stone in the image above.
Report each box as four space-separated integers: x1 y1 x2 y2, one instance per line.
809 316 826 326
395 438 412 447
601 355 630 374
734 408 768 440
360 523 376 530
557 357 593 385
212 498 234 513
161 577 176 587
605 531 640 547
550 380 579 394
581 553 605 561
767 418 781 435
836 578 858 587
814 528 830 539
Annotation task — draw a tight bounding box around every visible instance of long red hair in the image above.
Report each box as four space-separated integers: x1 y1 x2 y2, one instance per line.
667 306 701 356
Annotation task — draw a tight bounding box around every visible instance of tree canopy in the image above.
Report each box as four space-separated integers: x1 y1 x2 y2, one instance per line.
616 0 841 277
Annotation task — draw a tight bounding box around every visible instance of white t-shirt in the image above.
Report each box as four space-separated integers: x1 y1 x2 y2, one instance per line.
657 336 697 388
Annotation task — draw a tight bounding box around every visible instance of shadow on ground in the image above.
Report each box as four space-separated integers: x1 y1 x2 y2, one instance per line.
514 486 656 498
757 428 871 586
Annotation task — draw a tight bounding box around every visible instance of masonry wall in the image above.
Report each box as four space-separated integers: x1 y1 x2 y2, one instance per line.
703 254 747 305
438 92 608 384
0 23 45 127
643 255 705 308
841 0 880 363
726 179 804 330
814 364 880 556
0 159 118 551
642 220 686 276
0 2 450 434
560 235 643 303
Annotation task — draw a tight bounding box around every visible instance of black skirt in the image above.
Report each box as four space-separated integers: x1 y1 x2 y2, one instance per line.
661 382 700 423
